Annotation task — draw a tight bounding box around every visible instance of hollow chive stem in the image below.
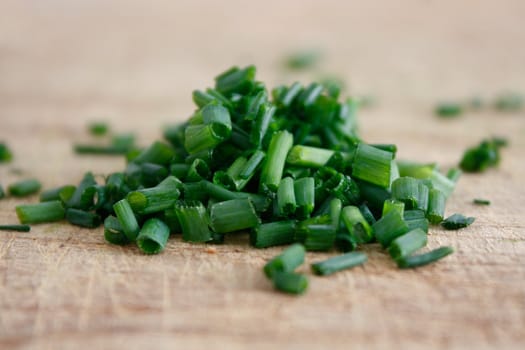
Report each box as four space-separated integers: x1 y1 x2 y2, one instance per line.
8 179 41 197
16 201 65 224
403 210 429 233
113 199 140 241
473 198 490 205
330 198 342 230
201 181 271 213
209 198 260 234
139 163 169 187
74 144 131 155
250 220 296 248
0 184 5 199
391 177 421 209
136 218 170 254
88 122 109 136
372 210 409 247
184 124 228 155
272 272 308 295
132 141 175 166
341 206 373 243
277 177 296 217
65 208 102 228
260 130 294 192
214 65 256 95
382 199 405 217
294 177 315 219
427 189 446 224
264 243 306 278
311 252 368 276
40 185 76 203
441 213 475 230
126 176 181 214
446 168 462 182
286 145 334 168
244 89 267 121
251 103 275 147
103 215 129 245
351 143 393 188
0 225 31 232
67 172 97 209
187 158 210 182
239 150 266 180
174 200 212 243
296 222 336 251
388 228 428 260
397 246 454 268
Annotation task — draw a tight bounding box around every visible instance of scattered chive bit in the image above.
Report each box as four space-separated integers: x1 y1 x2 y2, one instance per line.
311 252 367 276
0 184 5 199
397 246 454 269
0 142 13 162
284 49 322 70
435 102 463 117
8 179 42 197
0 224 31 232
441 213 475 230
459 137 507 172
88 121 109 136
136 218 170 254
103 215 129 245
272 272 308 295
494 92 523 112
473 198 490 205
264 243 306 279
16 201 65 224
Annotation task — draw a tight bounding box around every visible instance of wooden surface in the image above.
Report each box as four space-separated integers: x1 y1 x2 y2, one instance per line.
1 1 525 349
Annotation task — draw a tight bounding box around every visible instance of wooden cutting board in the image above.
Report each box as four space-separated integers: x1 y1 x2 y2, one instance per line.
1 1 524 349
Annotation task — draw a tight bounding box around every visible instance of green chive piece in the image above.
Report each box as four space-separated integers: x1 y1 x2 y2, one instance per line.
277 177 296 217
382 199 405 217
209 198 259 233
459 138 505 173
139 163 169 187
296 222 336 251
251 103 275 147
388 228 428 260
334 232 358 253
473 198 490 205
427 189 446 224
311 252 367 276
397 246 454 269
215 65 256 96
285 49 321 70
329 198 343 230
0 184 5 199
441 213 475 230
272 272 308 295
244 89 268 121
184 124 228 155
8 179 42 197
294 177 315 219
391 177 420 209
0 143 13 163
264 243 306 278
103 215 129 245
65 208 102 228
187 158 210 182
239 150 266 180
174 200 212 243
88 121 109 136
250 220 297 248
126 176 181 214
494 92 523 112
0 225 31 232
351 143 393 188
73 144 131 155
67 172 97 209
341 206 373 243
359 204 377 225
170 163 190 181
372 210 410 248
403 210 429 233
286 145 334 168
435 102 462 117
200 180 270 213
16 201 65 224
136 218 170 254
260 130 294 192
371 144 398 155
113 199 140 241
446 168 462 182
132 141 174 166
39 185 76 203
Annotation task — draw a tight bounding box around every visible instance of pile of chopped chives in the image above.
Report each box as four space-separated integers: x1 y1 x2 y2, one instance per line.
9 65 472 295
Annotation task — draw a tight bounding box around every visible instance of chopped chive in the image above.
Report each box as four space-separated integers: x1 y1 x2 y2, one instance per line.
372 210 409 247
473 198 490 205
182 182 209 202
8 179 41 197
239 150 266 180
359 203 377 225
132 141 174 166
341 205 373 244
184 124 228 155
170 163 190 181
446 168 462 182
397 246 454 269
139 163 169 187
113 199 140 241
260 130 294 192
403 210 429 233
272 272 308 295
74 144 131 155
0 224 31 232
397 160 436 178
103 215 129 245
297 82 323 107
285 49 321 70
277 177 296 217
251 103 275 147
276 82 302 107
16 201 65 224
391 177 420 209
351 143 393 188
0 184 5 199
0 142 13 163
264 243 305 278
428 170 456 198
371 144 397 155
126 176 181 214
311 252 367 276
441 213 475 230
215 65 256 96
187 158 210 182
40 185 76 203
250 220 296 248
427 189 446 224
294 177 315 219
435 102 462 117
286 145 334 168
494 92 523 112
80 185 107 210
296 222 336 251
200 180 270 213
244 89 267 121
67 172 97 209
329 198 342 230
388 228 428 260
382 199 405 217
174 200 212 243
136 218 170 254
65 208 102 228
459 138 504 173
88 122 109 136
209 198 259 233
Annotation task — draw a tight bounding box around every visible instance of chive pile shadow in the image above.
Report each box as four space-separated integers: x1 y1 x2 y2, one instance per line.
12 65 464 295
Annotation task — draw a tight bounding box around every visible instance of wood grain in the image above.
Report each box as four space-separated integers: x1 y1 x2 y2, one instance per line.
1 1 524 349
